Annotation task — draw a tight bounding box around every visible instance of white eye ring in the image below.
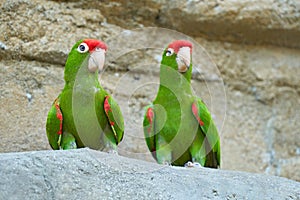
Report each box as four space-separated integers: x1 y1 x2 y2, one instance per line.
77 43 89 53
95 47 102 52
166 48 174 56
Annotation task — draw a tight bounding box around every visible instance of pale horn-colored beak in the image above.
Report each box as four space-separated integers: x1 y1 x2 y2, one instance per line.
176 46 191 73
88 49 106 73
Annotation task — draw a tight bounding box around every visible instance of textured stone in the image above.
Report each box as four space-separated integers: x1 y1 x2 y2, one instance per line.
0 149 299 200
97 0 300 48
0 0 299 183
0 0 122 64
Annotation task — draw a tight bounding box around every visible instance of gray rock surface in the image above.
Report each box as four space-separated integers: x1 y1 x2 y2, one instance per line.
0 0 299 182
0 148 299 200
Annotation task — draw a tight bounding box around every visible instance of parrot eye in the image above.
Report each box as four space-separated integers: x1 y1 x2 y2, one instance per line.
166 48 174 56
77 43 89 53
95 47 101 51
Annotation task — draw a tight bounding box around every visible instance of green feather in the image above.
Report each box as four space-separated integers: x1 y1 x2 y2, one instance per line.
143 41 221 168
46 39 124 151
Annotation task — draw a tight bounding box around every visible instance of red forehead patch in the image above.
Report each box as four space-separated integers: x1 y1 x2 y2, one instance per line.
83 39 107 52
168 40 192 53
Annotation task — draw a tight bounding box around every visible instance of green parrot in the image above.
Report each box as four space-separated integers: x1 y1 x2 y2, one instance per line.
46 39 124 152
143 40 221 168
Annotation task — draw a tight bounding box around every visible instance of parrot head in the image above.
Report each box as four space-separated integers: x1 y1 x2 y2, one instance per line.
161 40 192 73
64 39 107 83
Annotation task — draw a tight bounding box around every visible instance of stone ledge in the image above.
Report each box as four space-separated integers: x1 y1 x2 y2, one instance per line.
99 0 300 49
0 148 299 199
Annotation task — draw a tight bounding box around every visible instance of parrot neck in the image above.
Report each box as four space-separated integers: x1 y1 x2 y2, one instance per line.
64 54 101 89
64 66 100 90
157 65 193 96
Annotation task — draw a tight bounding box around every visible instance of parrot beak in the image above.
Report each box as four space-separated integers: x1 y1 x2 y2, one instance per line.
176 47 191 73
88 49 106 73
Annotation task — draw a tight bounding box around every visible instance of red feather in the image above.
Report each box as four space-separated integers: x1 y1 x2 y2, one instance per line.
104 96 115 126
192 102 204 126
146 107 154 133
54 99 63 135
83 39 107 52
168 40 192 54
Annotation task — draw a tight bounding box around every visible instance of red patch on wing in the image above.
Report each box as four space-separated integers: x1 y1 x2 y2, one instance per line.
168 40 192 54
192 102 204 126
146 107 154 133
104 96 111 112
104 96 115 126
83 39 107 52
54 99 63 135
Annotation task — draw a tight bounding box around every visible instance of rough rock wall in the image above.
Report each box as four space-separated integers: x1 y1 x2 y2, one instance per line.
0 149 299 200
0 0 299 181
99 0 300 48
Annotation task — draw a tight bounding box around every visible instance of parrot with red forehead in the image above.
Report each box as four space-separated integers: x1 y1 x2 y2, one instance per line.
143 40 220 168
46 39 124 152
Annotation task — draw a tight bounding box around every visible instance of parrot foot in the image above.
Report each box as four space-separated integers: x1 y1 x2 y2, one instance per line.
107 149 118 155
162 161 172 166
184 161 203 168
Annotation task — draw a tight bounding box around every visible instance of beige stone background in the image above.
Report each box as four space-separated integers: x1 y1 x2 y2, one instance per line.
0 0 299 181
